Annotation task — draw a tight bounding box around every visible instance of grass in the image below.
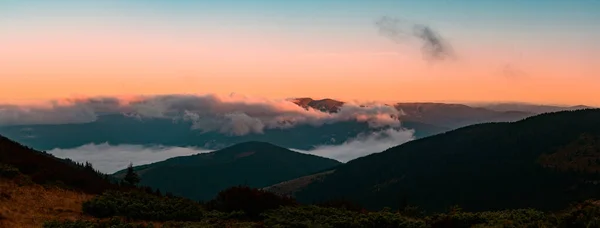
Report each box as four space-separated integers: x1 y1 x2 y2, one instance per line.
0 177 94 228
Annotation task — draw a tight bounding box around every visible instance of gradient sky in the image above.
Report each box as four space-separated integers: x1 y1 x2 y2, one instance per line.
1 0 599 106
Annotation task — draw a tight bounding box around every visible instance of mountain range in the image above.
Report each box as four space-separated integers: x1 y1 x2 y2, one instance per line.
2 107 600 220
293 108 600 212
1 98 588 155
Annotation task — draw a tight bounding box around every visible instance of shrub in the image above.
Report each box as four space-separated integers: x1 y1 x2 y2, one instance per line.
552 199 600 228
0 163 20 178
43 218 152 228
263 205 427 228
82 190 205 221
427 208 548 228
206 186 296 220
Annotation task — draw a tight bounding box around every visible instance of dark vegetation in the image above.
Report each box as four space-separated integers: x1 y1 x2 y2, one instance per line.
205 186 296 219
82 191 206 221
297 109 600 212
44 192 600 228
4 109 600 227
0 135 116 194
112 141 341 201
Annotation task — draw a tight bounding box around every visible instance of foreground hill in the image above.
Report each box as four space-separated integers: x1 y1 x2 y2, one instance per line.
113 141 342 201
296 109 600 213
0 135 115 194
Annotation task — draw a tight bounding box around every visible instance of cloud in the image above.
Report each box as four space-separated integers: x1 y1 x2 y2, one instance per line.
292 128 415 162
375 16 455 62
46 127 415 173
0 94 402 136
47 143 212 174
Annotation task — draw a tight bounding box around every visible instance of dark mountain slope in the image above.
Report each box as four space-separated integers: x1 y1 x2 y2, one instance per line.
113 141 341 201
478 103 594 114
395 102 534 128
296 109 600 213
0 134 115 194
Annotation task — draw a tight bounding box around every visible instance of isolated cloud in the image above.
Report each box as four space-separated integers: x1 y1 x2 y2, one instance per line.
47 143 212 174
0 94 402 135
293 128 415 162
375 16 455 62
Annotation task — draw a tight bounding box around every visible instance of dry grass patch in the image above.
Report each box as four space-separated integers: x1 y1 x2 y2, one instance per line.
0 177 95 228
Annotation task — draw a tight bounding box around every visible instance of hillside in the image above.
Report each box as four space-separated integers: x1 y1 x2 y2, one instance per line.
0 176 95 228
113 141 342 201
477 103 594 114
296 109 600 213
262 170 335 197
0 135 115 194
394 102 534 128
290 97 535 129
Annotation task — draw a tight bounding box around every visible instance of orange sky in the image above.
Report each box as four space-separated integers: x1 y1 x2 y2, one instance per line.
1 1 598 107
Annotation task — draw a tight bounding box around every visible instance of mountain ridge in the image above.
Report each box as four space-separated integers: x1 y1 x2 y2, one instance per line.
296 108 600 212
112 141 342 201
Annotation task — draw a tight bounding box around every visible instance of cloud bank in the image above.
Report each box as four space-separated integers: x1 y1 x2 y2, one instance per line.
0 94 402 136
47 128 415 173
292 128 414 162
48 143 212 174
375 16 455 62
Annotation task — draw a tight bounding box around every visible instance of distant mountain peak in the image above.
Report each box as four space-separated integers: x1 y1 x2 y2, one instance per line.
289 97 345 113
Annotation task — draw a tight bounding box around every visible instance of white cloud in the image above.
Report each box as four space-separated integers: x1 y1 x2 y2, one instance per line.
46 128 414 174
0 94 402 135
47 143 212 174
293 128 415 162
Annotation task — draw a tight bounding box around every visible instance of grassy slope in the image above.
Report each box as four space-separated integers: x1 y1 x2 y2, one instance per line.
0 177 94 228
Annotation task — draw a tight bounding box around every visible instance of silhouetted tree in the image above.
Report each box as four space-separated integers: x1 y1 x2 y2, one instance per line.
123 163 140 186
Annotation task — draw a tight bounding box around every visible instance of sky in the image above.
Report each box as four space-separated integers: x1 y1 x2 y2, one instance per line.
1 0 599 106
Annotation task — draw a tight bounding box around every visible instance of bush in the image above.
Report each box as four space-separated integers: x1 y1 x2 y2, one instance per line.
263 206 427 228
82 190 205 221
552 199 600 228
205 186 296 220
43 218 260 228
43 218 153 228
0 163 20 178
426 208 548 228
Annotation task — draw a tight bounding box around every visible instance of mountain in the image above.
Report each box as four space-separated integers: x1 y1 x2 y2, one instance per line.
0 134 115 194
475 103 594 114
291 97 345 113
394 102 534 128
262 170 335 197
113 141 341 201
290 97 536 129
296 109 600 213
0 114 448 152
